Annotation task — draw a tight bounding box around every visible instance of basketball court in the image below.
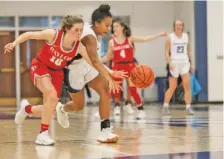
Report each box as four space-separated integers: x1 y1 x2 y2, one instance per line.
0 1 223 159
0 104 223 159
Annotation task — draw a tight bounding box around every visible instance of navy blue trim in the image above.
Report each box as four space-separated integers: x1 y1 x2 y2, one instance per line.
63 68 81 93
67 53 83 66
90 151 217 159
194 1 208 102
166 64 173 77
167 69 173 77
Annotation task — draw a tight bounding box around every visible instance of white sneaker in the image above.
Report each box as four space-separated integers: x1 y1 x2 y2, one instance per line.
56 102 69 128
94 111 100 119
97 128 119 143
114 106 120 115
136 110 146 119
35 130 55 146
124 104 134 114
15 99 30 124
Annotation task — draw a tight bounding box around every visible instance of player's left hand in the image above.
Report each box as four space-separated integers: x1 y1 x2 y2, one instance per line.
111 70 128 79
190 65 195 73
109 79 123 94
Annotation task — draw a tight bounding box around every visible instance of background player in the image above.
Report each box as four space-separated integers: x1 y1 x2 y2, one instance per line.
102 18 167 119
162 20 194 115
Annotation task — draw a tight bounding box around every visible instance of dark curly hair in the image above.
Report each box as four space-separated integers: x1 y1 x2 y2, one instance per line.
91 4 112 25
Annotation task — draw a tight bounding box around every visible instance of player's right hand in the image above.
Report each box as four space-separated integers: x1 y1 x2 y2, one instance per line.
109 79 122 94
169 62 175 71
159 32 168 37
4 42 16 54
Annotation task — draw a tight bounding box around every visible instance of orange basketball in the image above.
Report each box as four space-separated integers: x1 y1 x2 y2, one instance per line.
130 65 155 88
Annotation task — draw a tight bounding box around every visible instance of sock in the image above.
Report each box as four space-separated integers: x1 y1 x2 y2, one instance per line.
115 103 120 107
186 104 191 110
125 101 131 105
40 123 49 133
163 103 169 108
25 105 32 114
101 119 110 130
137 105 144 110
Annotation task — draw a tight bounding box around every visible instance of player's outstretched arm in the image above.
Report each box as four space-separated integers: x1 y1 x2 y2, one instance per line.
4 29 56 54
79 43 127 79
130 32 167 43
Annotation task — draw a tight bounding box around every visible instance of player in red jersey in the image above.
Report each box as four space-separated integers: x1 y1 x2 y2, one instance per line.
4 16 84 146
102 18 167 119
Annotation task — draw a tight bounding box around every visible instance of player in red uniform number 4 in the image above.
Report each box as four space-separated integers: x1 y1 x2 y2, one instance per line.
102 18 167 119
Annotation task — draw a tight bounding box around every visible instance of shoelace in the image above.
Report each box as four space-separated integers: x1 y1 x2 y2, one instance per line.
103 126 114 132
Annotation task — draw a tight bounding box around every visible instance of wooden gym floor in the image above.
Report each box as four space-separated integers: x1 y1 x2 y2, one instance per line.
0 104 223 159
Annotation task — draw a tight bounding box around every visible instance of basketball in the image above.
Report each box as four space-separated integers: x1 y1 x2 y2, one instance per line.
130 65 155 88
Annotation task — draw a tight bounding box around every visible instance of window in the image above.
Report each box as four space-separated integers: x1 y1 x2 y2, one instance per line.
0 17 15 27
19 16 49 27
100 32 112 58
51 16 62 28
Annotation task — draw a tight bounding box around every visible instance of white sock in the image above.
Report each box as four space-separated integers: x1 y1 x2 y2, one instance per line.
163 103 169 108
186 104 191 110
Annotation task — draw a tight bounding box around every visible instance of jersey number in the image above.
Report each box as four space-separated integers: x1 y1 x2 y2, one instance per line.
177 46 184 54
120 50 126 58
50 56 63 66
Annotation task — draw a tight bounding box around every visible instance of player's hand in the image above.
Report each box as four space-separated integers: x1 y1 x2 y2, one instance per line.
159 32 168 37
111 70 128 79
169 62 175 71
190 65 195 73
109 79 122 94
4 42 16 54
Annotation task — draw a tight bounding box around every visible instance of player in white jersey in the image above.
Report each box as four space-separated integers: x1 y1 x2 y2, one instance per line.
56 4 126 143
162 20 194 115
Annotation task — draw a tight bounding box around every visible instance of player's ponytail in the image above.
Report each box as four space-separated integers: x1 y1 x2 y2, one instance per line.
123 23 131 37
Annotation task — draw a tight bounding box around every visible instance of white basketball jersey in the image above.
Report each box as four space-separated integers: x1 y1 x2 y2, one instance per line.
70 23 101 66
170 33 189 61
81 22 101 56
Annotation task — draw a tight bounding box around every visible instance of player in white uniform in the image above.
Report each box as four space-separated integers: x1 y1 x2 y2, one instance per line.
56 4 126 143
63 23 100 92
162 20 194 115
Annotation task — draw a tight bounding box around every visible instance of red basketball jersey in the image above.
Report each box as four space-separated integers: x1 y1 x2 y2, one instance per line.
112 36 134 63
36 29 80 70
